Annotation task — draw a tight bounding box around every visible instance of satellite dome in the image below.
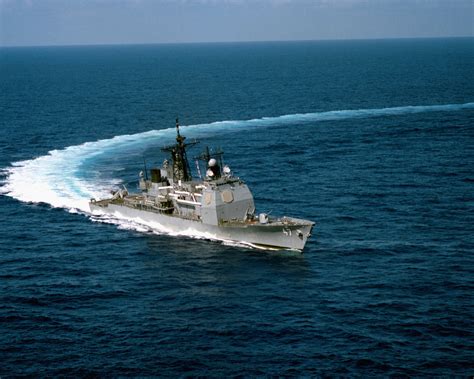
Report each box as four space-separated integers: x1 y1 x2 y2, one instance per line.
223 165 231 174
208 158 217 167
206 169 214 177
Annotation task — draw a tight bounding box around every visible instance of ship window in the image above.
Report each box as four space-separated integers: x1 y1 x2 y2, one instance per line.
221 190 234 203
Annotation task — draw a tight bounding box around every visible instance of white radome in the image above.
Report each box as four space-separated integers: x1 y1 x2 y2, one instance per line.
208 158 217 167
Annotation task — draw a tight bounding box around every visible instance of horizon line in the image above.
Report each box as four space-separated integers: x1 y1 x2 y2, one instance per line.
1 35 472 49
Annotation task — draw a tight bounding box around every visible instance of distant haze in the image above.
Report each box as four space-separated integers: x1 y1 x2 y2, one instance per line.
0 0 472 47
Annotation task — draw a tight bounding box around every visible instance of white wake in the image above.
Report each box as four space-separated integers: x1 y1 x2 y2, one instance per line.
1 102 473 242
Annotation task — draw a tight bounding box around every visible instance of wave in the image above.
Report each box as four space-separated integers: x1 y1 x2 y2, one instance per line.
1 102 472 242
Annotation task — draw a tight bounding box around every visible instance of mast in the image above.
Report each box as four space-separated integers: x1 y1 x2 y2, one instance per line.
161 118 198 182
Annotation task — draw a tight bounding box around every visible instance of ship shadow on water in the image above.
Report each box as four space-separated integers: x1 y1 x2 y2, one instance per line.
143 234 312 274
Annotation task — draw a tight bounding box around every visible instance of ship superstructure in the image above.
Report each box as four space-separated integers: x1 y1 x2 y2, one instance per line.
90 119 314 251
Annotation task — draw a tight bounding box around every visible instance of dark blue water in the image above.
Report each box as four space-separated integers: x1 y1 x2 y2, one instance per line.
1 39 473 376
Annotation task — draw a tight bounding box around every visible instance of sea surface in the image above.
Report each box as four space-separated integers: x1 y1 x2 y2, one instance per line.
1 38 473 376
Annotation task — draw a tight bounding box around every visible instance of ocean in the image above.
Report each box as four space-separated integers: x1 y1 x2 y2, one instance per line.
1 38 473 376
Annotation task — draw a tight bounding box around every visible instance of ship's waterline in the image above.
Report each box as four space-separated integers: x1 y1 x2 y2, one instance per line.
91 203 314 251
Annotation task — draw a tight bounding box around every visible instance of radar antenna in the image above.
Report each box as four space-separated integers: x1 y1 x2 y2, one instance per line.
194 146 225 179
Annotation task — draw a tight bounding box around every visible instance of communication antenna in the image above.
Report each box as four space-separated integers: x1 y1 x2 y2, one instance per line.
176 117 181 137
142 155 149 181
195 159 202 179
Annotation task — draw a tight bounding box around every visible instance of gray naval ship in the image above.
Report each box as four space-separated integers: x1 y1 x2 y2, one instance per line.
90 119 314 251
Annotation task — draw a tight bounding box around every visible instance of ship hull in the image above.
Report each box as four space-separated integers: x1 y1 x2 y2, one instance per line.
90 203 313 251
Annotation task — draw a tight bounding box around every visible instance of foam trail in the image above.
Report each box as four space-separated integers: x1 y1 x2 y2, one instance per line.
187 102 474 131
1 102 472 242
0 128 176 212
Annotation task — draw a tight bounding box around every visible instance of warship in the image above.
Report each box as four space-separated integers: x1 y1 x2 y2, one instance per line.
90 119 314 251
